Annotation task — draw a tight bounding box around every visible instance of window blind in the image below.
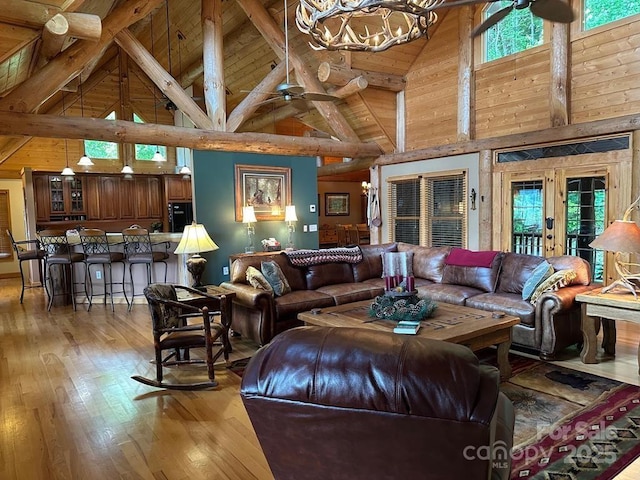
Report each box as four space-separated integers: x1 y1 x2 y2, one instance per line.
0 190 11 259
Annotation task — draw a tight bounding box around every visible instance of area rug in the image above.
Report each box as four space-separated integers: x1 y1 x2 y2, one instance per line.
503 354 640 479
229 354 640 479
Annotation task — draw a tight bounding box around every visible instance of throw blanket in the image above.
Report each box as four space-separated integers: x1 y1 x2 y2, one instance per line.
284 246 363 267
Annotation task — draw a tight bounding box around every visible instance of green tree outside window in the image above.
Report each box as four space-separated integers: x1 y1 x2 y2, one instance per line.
583 0 640 30
484 2 544 62
84 111 119 159
134 113 167 161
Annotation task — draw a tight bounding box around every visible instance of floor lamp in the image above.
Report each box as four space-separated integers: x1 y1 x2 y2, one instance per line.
174 222 219 290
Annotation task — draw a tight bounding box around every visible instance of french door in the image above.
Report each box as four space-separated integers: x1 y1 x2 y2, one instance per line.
501 167 608 282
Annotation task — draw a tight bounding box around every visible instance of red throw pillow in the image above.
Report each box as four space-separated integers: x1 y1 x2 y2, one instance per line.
445 248 500 268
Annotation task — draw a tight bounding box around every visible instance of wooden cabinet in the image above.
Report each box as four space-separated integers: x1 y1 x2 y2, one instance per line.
135 177 163 219
165 175 192 201
120 177 136 219
85 176 101 220
34 174 50 222
99 176 120 220
33 174 86 222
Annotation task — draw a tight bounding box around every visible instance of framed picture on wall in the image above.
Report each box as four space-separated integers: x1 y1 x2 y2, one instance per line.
235 164 292 221
325 193 350 216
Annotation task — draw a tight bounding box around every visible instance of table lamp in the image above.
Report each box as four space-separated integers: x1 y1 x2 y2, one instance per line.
174 222 219 290
285 205 297 250
589 195 640 297
243 206 257 253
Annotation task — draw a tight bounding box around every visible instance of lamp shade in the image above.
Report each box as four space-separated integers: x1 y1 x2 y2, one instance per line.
285 205 298 222
78 154 94 166
121 165 134 174
589 220 640 253
61 166 75 176
243 206 257 224
174 222 219 255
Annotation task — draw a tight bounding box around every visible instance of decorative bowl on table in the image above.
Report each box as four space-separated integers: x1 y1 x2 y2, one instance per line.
368 294 437 322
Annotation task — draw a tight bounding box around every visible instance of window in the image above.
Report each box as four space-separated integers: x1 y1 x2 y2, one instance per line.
583 0 640 30
134 113 167 161
0 190 11 260
484 1 543 62
84 111 119 159
387 172 467 248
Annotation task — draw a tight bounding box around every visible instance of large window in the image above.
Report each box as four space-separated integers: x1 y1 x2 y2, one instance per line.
484 1 543 62
134 113 167 161
84 111 119 159
388 172 467 247
583 0 640 30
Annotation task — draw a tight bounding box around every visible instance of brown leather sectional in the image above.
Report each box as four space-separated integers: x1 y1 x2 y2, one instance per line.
221 242 593 359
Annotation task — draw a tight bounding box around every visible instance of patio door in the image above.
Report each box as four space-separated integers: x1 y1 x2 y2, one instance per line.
502 167 608 282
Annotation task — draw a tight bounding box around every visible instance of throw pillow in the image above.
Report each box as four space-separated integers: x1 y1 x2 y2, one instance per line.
530 269 577 304
246 266 274 294
261 261 292 297
521 260 554 300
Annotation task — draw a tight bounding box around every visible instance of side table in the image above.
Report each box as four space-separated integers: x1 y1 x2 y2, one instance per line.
178 285 236 354
576 288 640 374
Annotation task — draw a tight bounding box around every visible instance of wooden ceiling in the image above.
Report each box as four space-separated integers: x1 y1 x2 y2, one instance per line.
0 0 452 180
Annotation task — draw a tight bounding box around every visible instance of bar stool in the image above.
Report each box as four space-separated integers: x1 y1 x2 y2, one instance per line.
122 227 170 311
79 229 128 311
38 229 86 311
6 229 46 303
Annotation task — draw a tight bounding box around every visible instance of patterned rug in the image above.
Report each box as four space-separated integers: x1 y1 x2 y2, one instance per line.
503 355 640 479
229 354 640 479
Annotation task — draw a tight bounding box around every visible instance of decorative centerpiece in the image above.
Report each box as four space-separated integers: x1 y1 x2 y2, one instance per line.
368 294 437 322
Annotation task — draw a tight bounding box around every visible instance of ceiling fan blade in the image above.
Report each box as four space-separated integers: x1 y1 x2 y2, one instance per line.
299 92 338 102
276 83 305 96
291 99 309 111
254 97 282 107
430 0 502 11
530 0 575 23
471 5 513 38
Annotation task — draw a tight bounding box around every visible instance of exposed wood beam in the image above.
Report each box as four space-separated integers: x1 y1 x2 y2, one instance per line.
0 0 164 114
227 61 288 132
457 6 474 142
118 50 135 161
377 114 640 166
202 0 226 130
0 112 382 158
0 0 60 28
115 29 214 130
317 157 376 176
550 22 570 127
40 13 102 66
317 62 406 92
235 0 360 143
327 76 368 98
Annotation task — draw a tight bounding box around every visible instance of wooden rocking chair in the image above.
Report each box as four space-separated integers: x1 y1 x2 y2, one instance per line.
132 283 229 390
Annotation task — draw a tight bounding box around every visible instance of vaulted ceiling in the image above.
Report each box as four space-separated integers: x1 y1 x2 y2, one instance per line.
0 0 458 180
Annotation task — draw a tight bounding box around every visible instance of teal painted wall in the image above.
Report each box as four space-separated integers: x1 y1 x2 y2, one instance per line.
192 151 318 286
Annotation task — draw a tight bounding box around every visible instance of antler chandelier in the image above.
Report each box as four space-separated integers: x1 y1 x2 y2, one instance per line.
296 0 446 52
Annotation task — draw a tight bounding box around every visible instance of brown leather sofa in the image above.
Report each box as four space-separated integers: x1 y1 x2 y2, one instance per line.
240 326 515 480
221 242 593 359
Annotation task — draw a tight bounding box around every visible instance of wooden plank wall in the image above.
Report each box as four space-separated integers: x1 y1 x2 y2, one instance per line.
405 12 459 150
571 18 640 123
405 12 640 151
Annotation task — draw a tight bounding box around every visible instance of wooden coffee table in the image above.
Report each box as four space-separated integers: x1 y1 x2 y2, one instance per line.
298 300 519 380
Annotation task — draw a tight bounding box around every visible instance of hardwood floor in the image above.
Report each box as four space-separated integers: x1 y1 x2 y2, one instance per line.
1 277 639 479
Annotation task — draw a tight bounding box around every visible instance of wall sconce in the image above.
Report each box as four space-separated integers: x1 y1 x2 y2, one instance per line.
470 189 477 211
243 205 257 253
285 205 298 250
362 181 372 195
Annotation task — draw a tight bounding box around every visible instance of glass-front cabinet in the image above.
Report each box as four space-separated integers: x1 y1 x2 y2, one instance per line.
35 174 86 222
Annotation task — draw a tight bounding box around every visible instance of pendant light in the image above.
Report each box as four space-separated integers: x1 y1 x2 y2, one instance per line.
60 93 75 178
150 6 166 163
77 79 94 167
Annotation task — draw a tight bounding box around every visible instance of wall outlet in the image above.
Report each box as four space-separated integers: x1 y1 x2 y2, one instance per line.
222 266 229 275
96 270 102 280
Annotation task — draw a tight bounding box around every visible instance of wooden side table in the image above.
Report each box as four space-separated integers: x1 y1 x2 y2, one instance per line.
576 288 640 374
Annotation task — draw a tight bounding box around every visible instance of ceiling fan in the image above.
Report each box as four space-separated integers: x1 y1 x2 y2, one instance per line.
253 0 338 109
436 0 575 38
